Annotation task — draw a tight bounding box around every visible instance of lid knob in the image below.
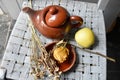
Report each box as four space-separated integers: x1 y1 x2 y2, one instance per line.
49 6 58 15
45 5 68 27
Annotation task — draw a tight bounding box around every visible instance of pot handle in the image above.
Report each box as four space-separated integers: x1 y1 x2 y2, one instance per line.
70 16 83 28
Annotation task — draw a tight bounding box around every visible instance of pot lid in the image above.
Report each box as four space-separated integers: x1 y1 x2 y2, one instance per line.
45 5 68 27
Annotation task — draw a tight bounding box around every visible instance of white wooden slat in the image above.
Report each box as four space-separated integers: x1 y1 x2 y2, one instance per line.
59 4 67 9
41 0 47 7
19 77 28 80
14 63 24 72
0 68 7 79
26 48 32 56
1 60 15 74
19 46 29 54
83 73 91 80
78 2 87 17
19 72 29 79
24 27 31 40
52 0 60 5
21 63 30 72
84 65 90 76
3 52 16 61
82 52 91 64
75 64 84 72
20 72 29 79
9 36 23 45
91 66 101 73
5 42 20 54
98 13 106 35
32 4 39 10
66 1 75 11
85 19 92 28
97 36 106 52
74 1 82 10
91 18 98 28
90 55 99 66
99 72 105 80
16 54 26 64
8 36 23 45
14 12 28 28
14 14 28 26
33 0 42 8
8 71 21 80
22 39 31 48
73 1 83 16
80 72 83 80
60 0 68 4
73 10 80 16
19 64 30 78
3 53 25 64
91 73 99 80
28 0 37 10
14 23 28 31
14 63 30 78
75 71 80 80
99 57 106 80
11 28 25 38
24 56 30 64
67 72 75 79
92 28 99 36
46 0 53 6
59 0 67 8
75 48 83 64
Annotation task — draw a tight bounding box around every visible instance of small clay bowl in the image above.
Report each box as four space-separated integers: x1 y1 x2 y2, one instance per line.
45 41 76 72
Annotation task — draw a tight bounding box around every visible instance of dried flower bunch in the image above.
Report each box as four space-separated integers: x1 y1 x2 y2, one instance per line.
28 21 63 80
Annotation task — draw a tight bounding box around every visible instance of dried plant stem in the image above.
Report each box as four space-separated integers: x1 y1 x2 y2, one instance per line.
28 19 61 80
84 48 115 62
71 44 115 62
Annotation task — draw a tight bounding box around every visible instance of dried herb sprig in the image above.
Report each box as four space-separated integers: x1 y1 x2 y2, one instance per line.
28 19 62 80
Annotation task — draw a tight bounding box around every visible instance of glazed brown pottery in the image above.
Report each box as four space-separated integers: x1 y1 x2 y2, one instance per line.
45 41 76 72
22 5 83 39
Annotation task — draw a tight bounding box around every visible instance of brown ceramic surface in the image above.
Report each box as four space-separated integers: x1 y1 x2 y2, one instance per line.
22 5 83 39
45 6 68 27
45 42 76 72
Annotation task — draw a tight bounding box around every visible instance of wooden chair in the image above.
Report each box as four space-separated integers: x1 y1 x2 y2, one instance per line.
0 0 107 80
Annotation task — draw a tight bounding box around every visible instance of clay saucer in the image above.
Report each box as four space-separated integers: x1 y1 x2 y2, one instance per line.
45 41 76 72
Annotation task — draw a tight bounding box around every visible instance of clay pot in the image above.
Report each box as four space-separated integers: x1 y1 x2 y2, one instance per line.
45 41 76 72
22 5 83 39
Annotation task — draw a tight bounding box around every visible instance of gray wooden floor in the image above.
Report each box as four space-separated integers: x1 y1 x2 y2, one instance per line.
0 14 12 64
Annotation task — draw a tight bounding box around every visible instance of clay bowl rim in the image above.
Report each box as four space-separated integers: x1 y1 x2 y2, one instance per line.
45 41 76 72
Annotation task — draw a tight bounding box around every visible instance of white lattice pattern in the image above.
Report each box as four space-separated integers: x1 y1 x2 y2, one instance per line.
0 0 106 80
